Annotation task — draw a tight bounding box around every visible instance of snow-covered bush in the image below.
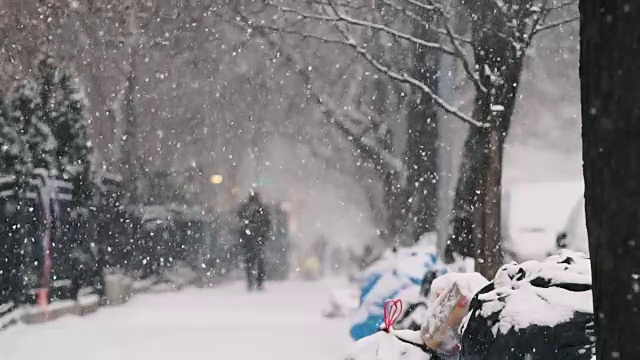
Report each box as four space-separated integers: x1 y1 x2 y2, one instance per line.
35 53 93 204
3 52 93 205
0 99 31 179
5 78 57 173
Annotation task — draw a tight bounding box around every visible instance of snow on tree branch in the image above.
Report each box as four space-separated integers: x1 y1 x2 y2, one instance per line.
231 14 407 180
266 1 457 56
526 0 579 40
325 1 486 126
307 25 481 126
401 0 436 12
361 0 485 93
533 16 579 34
377 0 472 45
257 1 484 127
546 0 578 11
425 3 488 93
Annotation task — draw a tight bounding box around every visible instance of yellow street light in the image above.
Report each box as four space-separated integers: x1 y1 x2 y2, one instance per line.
210 174 223 184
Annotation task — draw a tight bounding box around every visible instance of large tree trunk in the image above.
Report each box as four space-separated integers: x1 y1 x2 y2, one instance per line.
402 39 440 243
447 114 508 278
446 3 525 278
121 2 143 205
121 53 141 204
580 1 640 358
388 17 440 245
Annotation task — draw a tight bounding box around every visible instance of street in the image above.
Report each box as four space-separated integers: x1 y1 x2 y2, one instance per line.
0 280 352 360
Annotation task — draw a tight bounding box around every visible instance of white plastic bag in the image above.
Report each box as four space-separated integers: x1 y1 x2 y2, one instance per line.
420 273 489 357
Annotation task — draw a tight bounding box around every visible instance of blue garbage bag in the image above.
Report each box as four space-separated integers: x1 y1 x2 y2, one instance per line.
349 245 447 341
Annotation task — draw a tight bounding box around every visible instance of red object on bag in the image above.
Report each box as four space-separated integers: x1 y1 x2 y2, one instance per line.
383 299 403 331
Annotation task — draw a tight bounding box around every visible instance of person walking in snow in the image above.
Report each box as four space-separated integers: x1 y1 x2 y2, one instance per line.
313 235 329 276
237 189 271 291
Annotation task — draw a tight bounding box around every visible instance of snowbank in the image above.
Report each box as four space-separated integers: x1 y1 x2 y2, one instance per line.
323 288 360 318
342 330 433 360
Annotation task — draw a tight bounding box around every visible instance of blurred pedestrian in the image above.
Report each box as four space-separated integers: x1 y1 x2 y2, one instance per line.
314 235 329 276
237 189 271 291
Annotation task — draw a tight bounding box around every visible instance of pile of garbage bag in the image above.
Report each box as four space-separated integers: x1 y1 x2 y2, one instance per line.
393 271 486 332
344 272 488 360
341 250 595 360
460 250 595 360
349 243 448 340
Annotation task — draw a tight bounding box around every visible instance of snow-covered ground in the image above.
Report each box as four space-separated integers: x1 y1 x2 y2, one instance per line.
0 280 352 360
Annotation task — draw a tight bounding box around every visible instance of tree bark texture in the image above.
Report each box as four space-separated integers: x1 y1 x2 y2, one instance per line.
121 55 141 204
446 1 526 279
580 1 640 358
401 22 440 243
121 2 143 205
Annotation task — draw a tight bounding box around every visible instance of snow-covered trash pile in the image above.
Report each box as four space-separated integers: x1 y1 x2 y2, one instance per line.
349 242 448 340
424 272 489 305
390 285 427 331
341 251 595 360
459 250 595 360
342 272 487 360
357 238 443 285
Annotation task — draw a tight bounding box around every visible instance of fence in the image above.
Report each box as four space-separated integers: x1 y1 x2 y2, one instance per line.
0 170 292 326
0 171 226 318
0 172 77 307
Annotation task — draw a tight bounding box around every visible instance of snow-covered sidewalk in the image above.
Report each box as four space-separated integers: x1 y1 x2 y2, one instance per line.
0 280 352 360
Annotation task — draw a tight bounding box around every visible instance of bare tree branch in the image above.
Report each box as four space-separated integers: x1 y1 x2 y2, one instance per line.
533 16 579 34
546 0 578 11
319 1 488 127
229 14 407 179
427 5 487 93
268 1 458 56
277 23 483 125
401 0 436 12
377 0 472 44
236 0 485 126
261 0 483 126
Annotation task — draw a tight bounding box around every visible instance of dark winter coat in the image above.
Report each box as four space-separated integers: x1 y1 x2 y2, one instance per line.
237 194 271 250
